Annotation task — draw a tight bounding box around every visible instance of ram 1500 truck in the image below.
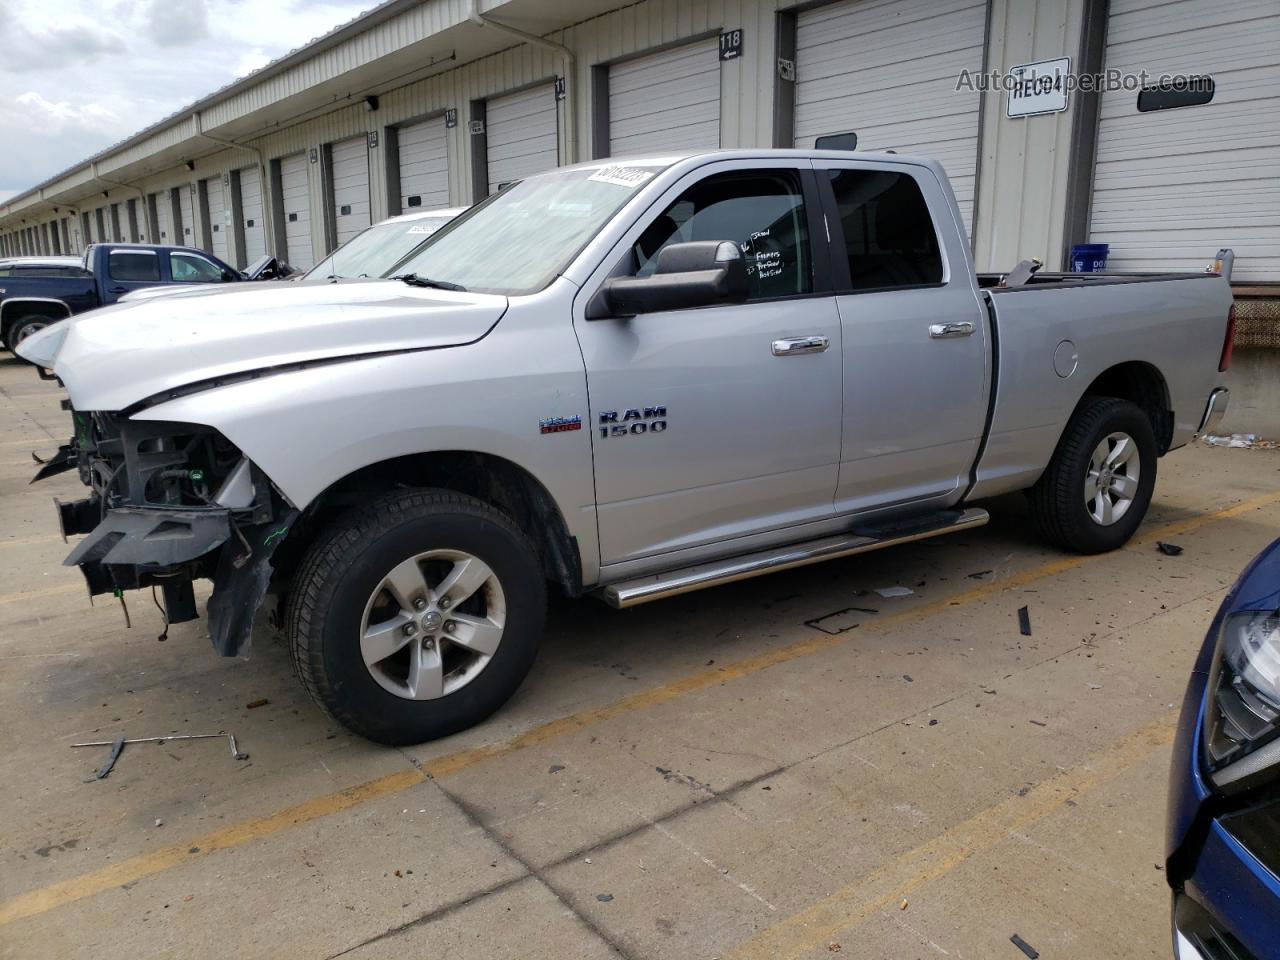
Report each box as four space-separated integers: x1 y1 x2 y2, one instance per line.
0 242 280 351
18 150 1235 745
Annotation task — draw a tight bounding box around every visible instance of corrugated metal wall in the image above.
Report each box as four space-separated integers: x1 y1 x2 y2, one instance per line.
973 0 1087 272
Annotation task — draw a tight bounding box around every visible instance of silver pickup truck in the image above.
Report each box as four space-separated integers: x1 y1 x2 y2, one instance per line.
19 149 1234 745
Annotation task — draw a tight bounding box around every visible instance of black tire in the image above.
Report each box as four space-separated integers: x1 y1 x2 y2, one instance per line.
287 489 546 745
1028 396 1157 554
6 315 55 355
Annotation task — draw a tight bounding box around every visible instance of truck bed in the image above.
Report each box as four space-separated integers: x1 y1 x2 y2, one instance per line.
969 271 1233 502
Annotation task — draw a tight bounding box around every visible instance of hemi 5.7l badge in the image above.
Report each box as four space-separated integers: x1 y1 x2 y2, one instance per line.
599 406 667 437
539 415 582 435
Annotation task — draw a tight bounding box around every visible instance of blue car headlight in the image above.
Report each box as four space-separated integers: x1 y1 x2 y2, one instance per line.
1204 611 1280 789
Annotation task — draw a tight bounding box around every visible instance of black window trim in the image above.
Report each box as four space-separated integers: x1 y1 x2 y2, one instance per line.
814 165 949 297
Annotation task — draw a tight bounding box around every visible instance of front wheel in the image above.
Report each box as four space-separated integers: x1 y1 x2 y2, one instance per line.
7 315 55 354
287 489 546 745
1028 397 1157 554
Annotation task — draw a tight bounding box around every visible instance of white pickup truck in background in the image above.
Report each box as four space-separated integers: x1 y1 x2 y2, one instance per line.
19 149 1234 744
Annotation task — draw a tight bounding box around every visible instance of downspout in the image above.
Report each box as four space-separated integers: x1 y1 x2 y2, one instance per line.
193 112 276 253
468 4 578 165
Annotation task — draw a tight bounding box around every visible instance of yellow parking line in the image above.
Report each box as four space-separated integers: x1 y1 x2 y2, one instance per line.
724 715 1176 960
1 489 1277 926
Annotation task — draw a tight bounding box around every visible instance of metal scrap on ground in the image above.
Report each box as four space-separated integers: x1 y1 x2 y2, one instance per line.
1010 933 1040 958
71 731 249 779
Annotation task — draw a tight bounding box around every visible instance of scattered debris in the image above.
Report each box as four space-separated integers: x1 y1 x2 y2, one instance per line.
72 731 249 778
245 698 270 709
1017 606 1032 636
903 674 914 683
584 858 592 864
1202 433 1274 449
1156 541 1184 557
1088 683 1103 690
928 719 939 726
596 893 614 903
394 869 402 878
827 944 842 953
875 586 914 598
806 607 879 635
967 570 993 580
1029 720 1047 727
1017 785 1031 797
1010 933 1040 959
899 899 909 910
548 764 566 774
154 818 164 828
85 735 126 782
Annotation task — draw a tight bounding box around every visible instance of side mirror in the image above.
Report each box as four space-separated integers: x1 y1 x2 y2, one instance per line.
587 241 748 319
222 269 238 282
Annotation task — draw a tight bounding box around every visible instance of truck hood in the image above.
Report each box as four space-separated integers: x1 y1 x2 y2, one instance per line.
17 279 507 411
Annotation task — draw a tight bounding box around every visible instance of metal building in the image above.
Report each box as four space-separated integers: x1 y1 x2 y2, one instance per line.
0 0 1276 292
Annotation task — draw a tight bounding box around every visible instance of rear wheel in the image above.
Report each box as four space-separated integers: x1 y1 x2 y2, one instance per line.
287 489 546 745
1029 397 1157 554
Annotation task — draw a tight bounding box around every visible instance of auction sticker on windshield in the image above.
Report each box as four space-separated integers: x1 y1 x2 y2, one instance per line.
588 166 657 188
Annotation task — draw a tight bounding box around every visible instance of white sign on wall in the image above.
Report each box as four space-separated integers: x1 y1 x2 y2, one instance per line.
1007 57 1070 118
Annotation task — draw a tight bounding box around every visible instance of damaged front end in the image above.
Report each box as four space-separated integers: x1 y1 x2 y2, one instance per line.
37 410 296 656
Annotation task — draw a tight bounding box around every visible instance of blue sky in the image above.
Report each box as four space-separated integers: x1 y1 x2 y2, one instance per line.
0 0 369 202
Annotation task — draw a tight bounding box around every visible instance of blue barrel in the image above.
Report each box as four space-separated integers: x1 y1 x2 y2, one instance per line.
1071 243 1110 272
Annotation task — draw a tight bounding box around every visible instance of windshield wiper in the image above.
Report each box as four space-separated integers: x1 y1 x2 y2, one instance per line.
392 273 467 291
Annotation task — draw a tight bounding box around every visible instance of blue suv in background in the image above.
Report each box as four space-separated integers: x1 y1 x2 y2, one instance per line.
1168 537 1280 959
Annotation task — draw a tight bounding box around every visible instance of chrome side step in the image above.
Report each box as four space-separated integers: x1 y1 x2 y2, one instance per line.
598 508 989 609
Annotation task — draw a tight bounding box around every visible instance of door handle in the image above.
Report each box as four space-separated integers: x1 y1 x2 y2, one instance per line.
110 286 127 294
929 321 976 339
772 335 830 356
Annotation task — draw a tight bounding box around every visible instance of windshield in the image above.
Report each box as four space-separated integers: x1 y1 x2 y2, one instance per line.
394 164 667 295
306 215 454 280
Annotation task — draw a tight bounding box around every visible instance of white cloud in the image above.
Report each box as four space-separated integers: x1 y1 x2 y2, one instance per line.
145 0 211 47
0 0 369 197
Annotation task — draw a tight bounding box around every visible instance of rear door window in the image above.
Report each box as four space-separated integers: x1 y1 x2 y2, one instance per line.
108 251 161 282
826 170 943 290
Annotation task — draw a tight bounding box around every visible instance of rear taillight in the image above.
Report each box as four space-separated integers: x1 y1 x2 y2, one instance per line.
1220 304 1236 372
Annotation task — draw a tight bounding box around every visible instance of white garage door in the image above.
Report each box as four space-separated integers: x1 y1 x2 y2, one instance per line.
609 38 721 157
238 166 266 267
178 184 196 245
398 118 450 211
1089 0 1280 281
330 135 372 247
203 176 230 262
486 83 559 194
280 153 315 270
794 0 986 233
151 193 170 243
